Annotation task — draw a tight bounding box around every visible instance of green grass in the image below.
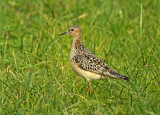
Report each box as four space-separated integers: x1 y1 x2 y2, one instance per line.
0 0 160 114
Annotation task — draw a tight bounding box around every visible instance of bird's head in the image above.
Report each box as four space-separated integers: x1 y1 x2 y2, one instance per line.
59 26 81 37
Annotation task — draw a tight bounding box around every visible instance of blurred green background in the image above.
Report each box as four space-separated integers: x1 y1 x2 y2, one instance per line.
0 0 160 114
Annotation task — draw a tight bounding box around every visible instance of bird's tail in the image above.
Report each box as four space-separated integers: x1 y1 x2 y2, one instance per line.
105 70 129 81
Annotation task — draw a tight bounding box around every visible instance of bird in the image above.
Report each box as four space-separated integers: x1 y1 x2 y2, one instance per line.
59 26 129 93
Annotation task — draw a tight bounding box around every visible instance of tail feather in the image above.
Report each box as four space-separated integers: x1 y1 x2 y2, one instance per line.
120 75 129 81
105 70 129 81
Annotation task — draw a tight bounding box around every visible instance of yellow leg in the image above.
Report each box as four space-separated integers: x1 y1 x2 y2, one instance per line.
88 81 91 94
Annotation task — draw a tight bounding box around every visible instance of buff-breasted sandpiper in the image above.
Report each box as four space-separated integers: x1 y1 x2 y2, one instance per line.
59 26 129 93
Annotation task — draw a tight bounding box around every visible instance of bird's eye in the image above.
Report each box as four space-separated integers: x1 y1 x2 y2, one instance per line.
71 29 74 31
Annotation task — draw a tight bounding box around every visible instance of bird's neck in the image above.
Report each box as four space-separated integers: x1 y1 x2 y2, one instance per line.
72 36 83 48
70 36 84 58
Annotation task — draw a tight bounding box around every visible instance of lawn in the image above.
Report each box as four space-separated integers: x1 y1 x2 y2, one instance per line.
0 0 160 114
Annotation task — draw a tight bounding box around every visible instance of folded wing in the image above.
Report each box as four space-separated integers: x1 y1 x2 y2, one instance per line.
71 54 129 81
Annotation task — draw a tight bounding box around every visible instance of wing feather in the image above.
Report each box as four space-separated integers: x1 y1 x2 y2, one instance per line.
71 54 129 81
71 54 110 74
